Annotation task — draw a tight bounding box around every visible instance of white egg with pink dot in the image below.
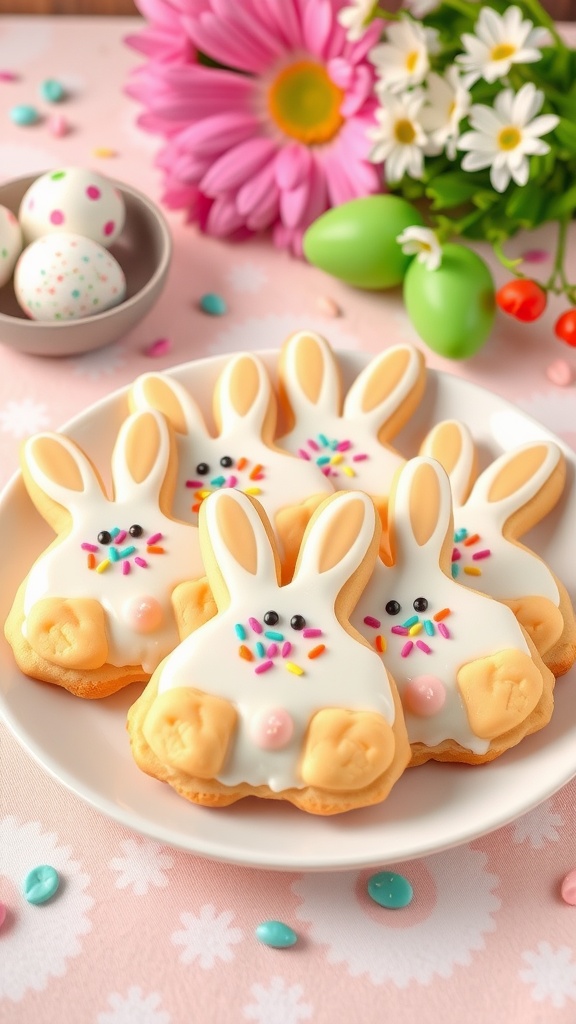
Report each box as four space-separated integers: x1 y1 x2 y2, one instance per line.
0 204 23 288
14 232 126 322
18 167 126 247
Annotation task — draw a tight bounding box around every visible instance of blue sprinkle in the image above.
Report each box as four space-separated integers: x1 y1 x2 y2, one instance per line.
255 920 297 949
402 615 419 628
110 527 120 538
235 623 246 640
118 545 136 558
40 78 66 103
10 104 40 126
329 439 339 450
318 433 330 447
316 455 331 466
23 865 60 905
454 528 468 542
109 547 120 562
264 630 284 641
199 292 227 316
367 871 413 909
424 619 435 636
256 642 265 658
210 475 226 487
451 563 459 578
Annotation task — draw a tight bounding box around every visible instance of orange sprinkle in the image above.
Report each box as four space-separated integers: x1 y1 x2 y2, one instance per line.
147 545 165 554
464 566 481 576
375 634 387 653
87 552 96 569
237 457 248 471
464 533 480 546
239 645 253 661
308 644 326 660
249 463 263 480
192 502 201 513
433 608 451 621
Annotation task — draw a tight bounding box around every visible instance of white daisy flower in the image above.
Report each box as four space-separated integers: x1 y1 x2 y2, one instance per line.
370 18 440 93
338 0 380 42
456 5 550 87
403 0 440 17
397 226 442 270
368 89 428 183
457 82 559 193
421 67 471 159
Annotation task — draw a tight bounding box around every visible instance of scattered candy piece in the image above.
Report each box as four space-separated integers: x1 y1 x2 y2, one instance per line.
561 869 576 905
47 113 70 137
521 248 550 263
316 294 342 318
40 78 66 103
0 71 18 82
144 337 172 358
199 292 227 316
22 865 60 905
255 920 297 948
0 902 6 929
367 870 413 909
92 147 117 158
9 104 40 126
546 359 574 387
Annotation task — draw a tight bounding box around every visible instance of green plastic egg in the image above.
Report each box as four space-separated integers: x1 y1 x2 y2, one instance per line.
403 243 495 359
303 195 425 290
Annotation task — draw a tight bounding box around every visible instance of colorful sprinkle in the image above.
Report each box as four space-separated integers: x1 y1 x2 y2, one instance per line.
330 453 344 465
244 487 262 496
147 545 165 554
364 615 381 629
451 564 459 578
308 439 319 451
308 644 326 660
409 622 423 636
402 615 418 628
375 635 386 653
114 530 127 544
424 620 435 636
87 553 96 569
92 147 117 158
472 549 491 560
235 623 247 640
256 642 265 658
316 455 331 466
297 448 310 460
281 641 292 658
96 559 110 573
452 548 461 561
199 292 227 316
352 453 368 462
122 561 130 575
561 868 576 905
433 608 451 621
318 433 330 446
302 628 322 638
265 630 284 641
144 337 172 357
255 920 297 948
23 865 60 905
337 440 352 452
249 617 262 634
401 641 414 657
416 640 432 654
211 476 226 488
186 480 202 489
391 625 409 636
367 871 413 909
109 547 120 563
267 643 278 658
0 71 18 81
464 566 481 576
454 528 468 542
286 662 304 675
110 528 120 538
196 489 211 499
438 622 450 638
255 660 273 674
239 645 253 661
342 466 356 477
148 532 163 545
118 545 136 559
40 78 66 103
237 457 248 471
81 542 99 552
464 533 480 546
226 475 238 487
134 557 147 568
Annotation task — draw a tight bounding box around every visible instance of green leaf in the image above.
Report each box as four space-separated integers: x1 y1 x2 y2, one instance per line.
553 118 576 155
473 190 500 211
425 172 479 209
504 183 544 229
545 182 576 219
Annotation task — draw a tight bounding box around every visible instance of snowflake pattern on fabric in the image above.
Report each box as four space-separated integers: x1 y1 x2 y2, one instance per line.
519 942 576 1008
171 904 244 968
0 816 93 1002
243 976 313 1024
511 800 563 849
227 263 268 294
108 838 174 896
293 846 500 987
0 397 50 438
211 312 360 357
71 343 127 379
97 987 171 1024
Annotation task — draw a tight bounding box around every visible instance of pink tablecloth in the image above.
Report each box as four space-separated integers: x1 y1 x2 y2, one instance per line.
1 16 576 1023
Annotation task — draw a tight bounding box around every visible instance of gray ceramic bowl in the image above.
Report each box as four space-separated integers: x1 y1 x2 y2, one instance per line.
0 174 172 357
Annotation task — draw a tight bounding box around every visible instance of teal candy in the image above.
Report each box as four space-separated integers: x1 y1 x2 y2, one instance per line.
255 920 297 948
367 871 413 909
23 865 60 905
9 104 40 126
40 79 65 103
200 292 227 316
403 243 495 359
303 195 424 290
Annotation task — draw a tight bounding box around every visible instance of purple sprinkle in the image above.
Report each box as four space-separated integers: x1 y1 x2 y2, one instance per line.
438 622 450 638
134 556 147 568
249 616 263 634
254 660 273 674
148 532 163 545
297 448 310 460
114 530 127 544
281 641 292 658
144 337 171 358
226 475 238 487
363 615 381 629
472 549 491 560
416 640 432 653
186 480 202 488
308 439 319 451
391 625 409 635
521 248 550 264
122 560 130 575
452 548 461 561
352 453 368 462
337 440 352 451
321 466 331 476
81 542 99 552
401 641 414 658
267 643 278 658
302 628 322 638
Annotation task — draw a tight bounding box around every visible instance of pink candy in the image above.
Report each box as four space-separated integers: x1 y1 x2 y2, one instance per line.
249 707 294 750
122 595 163 633
546 359 574 387
561 869 576 905
403 675 447 717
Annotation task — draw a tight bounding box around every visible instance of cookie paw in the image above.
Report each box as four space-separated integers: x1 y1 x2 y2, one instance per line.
142 686 237 778
457 649 544 740
300 708 395 792
505 596 564 657
26 597 108 670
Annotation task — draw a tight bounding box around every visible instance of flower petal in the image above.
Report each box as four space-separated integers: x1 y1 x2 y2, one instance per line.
200 137 277 195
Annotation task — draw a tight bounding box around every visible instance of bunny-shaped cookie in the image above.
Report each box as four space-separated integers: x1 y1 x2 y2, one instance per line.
130 352 334 581
5 410 212 698
352 457 555 765
128 488 410 814
420 420 576 677
276 332 426 528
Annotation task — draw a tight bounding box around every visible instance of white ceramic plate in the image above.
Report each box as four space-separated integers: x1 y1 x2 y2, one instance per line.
1 351 575 871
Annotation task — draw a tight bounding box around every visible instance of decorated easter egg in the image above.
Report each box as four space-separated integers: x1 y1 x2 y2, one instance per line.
303 195 425 289
14 232 126 322
403 243 495 359
0 204 23 287
19 167 126 247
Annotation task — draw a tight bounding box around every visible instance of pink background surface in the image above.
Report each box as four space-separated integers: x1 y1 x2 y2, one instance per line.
1 16 576 1023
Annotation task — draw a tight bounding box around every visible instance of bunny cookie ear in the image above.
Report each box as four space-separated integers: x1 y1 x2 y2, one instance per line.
213 352 277 443
278 331 342 431
419 419 477 507
21 431 106 531
466 441 565 536
343 344 426 444
111 410 172 505
388 457 453 568
201 489 280 606
130 371 210 439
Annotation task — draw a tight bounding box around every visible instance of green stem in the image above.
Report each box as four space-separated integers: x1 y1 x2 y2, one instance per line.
436 0 479 19
545 216 570 291
374 6 402 20
492 239 525 275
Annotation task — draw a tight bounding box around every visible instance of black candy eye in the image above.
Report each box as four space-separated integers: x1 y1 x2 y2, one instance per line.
290 614 306 631
413 597 428 612
196 462 209 475
385 600 401 616
263 610 279 626
98 530 112 545
220 455 233 468
129 524 143 538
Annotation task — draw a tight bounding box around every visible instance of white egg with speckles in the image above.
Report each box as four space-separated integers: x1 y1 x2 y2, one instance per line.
0 204 23 287
15 232 126 321
19 167 125 247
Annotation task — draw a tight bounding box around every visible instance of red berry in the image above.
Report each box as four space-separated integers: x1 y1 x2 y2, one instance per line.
496 279 547 322
554 309 576 347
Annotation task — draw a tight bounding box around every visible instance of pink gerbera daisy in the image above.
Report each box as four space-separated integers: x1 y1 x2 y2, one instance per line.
127 0 384 254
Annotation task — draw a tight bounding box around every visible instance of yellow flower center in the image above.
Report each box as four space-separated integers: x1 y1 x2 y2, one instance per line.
491 42 516 61
394 119 416 144
498 126 521 150
405 50 419 73
267 61 344 144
